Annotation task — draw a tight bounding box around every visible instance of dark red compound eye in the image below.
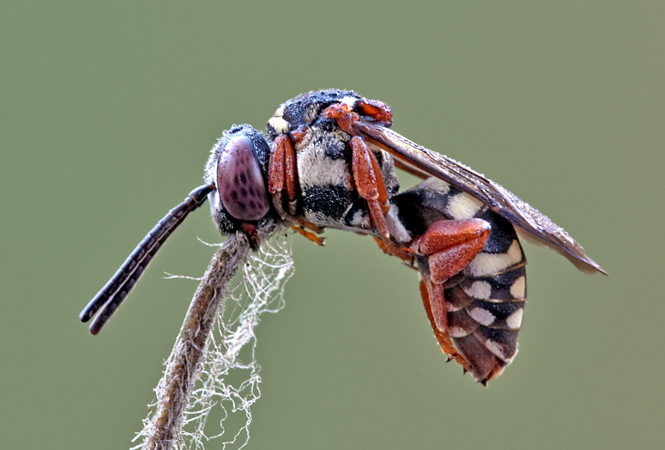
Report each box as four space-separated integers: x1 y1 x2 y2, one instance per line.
217 136 270 221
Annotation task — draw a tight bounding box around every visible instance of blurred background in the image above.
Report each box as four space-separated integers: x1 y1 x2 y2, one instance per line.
1 1 663 449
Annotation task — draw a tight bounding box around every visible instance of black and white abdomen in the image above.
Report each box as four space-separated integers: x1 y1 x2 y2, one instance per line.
392 178 527 381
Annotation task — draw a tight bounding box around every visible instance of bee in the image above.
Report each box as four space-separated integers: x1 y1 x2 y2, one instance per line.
80 89 605 384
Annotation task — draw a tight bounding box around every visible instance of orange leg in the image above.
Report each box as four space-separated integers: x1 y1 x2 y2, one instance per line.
291 224 325 246
268 134 298 216
417 219 491 371
373 237 415 264
269 135 326 246
290 218 325 246
353 138 415 260
350 136 391 240
323 101 409 256
418 219 491 283
420 277 470 370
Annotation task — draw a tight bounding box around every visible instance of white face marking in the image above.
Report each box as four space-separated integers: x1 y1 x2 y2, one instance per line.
510 276 526 299
208 188 220 214
463 280 492 300
466 240 524 277
468 307 495 326
445 192 485 220
505 308 524 330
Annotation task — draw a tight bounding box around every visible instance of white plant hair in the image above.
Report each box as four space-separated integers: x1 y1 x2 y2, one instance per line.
133 232 294 450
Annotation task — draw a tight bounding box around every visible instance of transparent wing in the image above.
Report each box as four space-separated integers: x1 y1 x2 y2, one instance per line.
355 122 606 275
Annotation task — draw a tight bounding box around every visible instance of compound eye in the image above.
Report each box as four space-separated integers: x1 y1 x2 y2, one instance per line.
217 136 270 221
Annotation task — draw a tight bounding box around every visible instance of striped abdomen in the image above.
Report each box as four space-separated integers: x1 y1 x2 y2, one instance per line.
392 178 527 383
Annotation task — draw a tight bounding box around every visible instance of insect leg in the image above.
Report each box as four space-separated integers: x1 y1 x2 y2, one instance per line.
419 276 470 370
415 219 491 374
323 101 409 256
350 136 391 239
290 224 325 246
418 219 491 283
268 134 298 217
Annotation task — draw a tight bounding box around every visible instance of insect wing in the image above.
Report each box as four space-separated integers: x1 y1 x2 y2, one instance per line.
355 122 606 275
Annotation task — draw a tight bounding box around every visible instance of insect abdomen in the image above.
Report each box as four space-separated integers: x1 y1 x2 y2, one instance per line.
393 179 527 383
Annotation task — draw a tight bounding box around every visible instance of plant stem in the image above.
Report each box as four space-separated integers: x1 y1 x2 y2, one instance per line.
141 235 249 450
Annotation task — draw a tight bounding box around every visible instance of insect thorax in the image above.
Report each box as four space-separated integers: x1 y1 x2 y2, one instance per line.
268 90 400 232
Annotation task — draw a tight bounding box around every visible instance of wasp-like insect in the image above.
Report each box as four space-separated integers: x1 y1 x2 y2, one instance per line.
80 90 605 384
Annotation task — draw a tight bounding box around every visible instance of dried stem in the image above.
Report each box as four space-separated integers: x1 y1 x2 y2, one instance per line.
141 235 249 450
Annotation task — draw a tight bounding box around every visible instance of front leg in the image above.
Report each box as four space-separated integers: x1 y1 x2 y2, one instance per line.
350 136 391 240
270 134 329 246
268 134 298 217
322 103 398 250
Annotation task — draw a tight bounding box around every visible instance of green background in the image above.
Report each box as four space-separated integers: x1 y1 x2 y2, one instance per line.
2 1 663 449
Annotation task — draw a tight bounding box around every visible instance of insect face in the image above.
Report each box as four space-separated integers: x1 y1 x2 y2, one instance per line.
204 124 281 250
